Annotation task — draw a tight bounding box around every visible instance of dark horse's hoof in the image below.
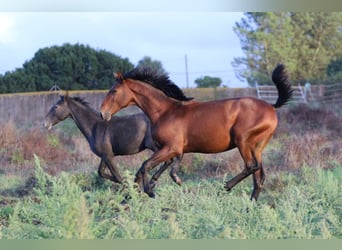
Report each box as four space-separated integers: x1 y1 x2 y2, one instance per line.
147 191 156 198
120 194 132 205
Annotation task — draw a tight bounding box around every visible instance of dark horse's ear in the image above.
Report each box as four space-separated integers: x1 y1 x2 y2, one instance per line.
61 91 69 101
113 72 123 83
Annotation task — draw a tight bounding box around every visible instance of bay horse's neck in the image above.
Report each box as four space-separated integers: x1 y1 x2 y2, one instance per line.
68 100 100 141
127 80 181 124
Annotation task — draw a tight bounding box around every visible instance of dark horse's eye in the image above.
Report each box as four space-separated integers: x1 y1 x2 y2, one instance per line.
52 105 59 113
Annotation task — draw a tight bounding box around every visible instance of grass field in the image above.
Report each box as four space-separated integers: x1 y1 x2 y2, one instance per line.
0 103 341 239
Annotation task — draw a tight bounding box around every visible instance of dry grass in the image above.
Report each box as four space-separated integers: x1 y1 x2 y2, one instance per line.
0 121 97 176
0 103 341 184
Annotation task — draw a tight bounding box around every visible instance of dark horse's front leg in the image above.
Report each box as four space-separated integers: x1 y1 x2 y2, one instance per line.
135 148 177 197
98 158 122 183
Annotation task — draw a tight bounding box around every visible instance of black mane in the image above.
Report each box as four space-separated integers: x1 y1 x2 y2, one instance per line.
72 96 90 107
124 67 193 101
62 95 95 112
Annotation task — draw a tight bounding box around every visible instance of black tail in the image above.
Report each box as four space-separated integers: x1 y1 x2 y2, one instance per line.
272 64 293 108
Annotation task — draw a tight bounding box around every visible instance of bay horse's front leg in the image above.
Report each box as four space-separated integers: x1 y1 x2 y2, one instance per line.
135 147 177 197
150 155 183 188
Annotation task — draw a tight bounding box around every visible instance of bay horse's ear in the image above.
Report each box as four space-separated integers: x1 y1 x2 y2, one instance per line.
113 72 123 83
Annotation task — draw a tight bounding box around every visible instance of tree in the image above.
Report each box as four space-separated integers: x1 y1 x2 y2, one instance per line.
326 57 342 83
136 56 167 75
194 76 222 88
0 43 134 93
233 12 342 86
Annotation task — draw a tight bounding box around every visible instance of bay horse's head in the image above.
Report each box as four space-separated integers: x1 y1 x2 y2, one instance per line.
43 94 71 130
100 72 135 121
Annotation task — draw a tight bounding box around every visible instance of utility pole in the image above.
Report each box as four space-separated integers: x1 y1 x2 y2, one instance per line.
185 54 189 88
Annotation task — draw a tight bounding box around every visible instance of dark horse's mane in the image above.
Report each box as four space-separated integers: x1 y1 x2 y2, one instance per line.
72 96 90 107
123 67 193 101
62 95 99 113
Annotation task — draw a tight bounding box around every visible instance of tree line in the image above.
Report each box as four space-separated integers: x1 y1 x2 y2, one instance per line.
0 43 221 93
0 44 134 93
233 12 342 86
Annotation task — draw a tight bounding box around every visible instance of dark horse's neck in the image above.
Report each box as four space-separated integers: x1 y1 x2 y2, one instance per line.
67 99 101 141
127 80 181 124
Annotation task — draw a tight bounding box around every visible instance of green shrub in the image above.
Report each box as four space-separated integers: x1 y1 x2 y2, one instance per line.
3 155 93 239
1 155 341 239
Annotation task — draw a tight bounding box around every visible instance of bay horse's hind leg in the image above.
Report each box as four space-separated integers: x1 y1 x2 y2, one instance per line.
251 165 265 200
225 132 272 201
224 142 260 197
250 135 271 200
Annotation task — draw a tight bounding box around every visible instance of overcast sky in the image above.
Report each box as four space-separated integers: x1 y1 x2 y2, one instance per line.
0 12 247 88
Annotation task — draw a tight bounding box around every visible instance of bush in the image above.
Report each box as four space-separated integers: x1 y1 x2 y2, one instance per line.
3 155 93 239
1 155 341 239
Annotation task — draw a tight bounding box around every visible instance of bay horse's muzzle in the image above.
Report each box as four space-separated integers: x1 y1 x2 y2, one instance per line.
101 112 112 122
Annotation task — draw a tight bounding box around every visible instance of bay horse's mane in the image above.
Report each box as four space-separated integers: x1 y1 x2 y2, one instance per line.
123 67 193 101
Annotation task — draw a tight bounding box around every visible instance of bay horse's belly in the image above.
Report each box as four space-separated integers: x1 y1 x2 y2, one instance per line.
183 125 234 153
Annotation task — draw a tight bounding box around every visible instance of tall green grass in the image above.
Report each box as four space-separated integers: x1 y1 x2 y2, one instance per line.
1 155 341 239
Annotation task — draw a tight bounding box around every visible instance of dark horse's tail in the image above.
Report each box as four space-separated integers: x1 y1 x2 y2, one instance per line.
272 64 294 108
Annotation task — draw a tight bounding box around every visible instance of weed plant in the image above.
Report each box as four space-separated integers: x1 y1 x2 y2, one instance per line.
1 156 340 239
0 103 341 239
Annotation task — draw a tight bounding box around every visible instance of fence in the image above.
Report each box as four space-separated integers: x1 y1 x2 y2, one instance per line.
256 83 342 105
1 84 341 126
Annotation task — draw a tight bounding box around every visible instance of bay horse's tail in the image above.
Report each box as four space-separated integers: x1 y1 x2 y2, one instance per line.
272 64 294 108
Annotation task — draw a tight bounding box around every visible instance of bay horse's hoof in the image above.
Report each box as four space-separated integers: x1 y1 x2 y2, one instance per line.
224 181 232 192
172 175 182 186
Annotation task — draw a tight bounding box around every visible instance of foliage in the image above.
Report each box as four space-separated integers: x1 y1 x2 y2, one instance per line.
3 155 93 239
233 12 342 86
326 57 342 84
0 155 341 239
0 43 134 93
136 56 168 75
194 75 222 88
0 100 341 239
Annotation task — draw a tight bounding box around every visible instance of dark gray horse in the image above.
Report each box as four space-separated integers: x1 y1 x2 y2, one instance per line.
43 94 182 186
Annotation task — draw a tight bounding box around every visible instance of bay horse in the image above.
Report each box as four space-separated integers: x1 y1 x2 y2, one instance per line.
43 94 182 186
100 64 293 200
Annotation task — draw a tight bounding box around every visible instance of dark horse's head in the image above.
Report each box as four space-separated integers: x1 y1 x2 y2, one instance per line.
43 94 89 130
43 95 71 130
